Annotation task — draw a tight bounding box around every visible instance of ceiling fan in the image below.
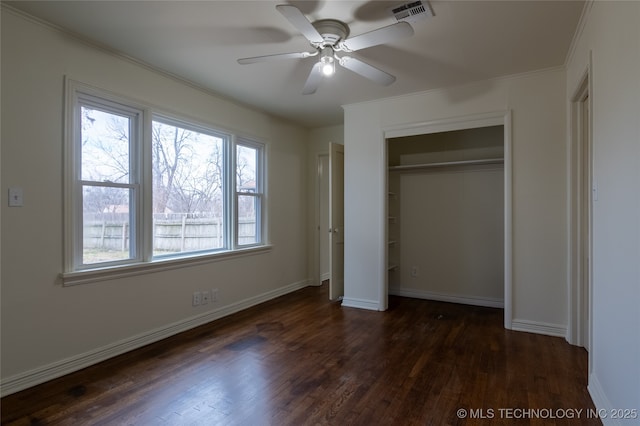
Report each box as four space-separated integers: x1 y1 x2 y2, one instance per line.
237 4 414 94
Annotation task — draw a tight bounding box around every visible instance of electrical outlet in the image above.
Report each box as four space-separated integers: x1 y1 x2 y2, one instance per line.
192 291 202 306
201 290 210 305
411 266 418 277
212 288 219 303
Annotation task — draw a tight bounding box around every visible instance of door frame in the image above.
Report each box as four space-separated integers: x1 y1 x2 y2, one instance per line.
568 62 593 353
382 111 513 328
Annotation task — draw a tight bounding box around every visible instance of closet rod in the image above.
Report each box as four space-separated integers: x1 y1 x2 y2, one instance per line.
388 157 504 172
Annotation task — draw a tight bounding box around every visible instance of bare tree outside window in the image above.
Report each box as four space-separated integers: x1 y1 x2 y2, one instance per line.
74 89 263 269
80 106 134 264
151 120 225 255
236 144 260 245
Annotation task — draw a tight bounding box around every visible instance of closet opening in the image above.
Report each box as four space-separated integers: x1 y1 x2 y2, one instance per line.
384 118 511 327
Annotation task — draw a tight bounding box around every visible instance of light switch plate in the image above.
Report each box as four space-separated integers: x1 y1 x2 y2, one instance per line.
8 188 23 207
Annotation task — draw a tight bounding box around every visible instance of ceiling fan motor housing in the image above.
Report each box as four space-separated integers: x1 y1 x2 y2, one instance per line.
312 19 349 46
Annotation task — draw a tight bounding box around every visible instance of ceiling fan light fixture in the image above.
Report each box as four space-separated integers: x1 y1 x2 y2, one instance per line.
319 47 335 77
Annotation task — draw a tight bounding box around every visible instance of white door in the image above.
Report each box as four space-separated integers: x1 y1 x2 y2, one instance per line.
580 94 591 352
329 142 344 300
319 155 330 282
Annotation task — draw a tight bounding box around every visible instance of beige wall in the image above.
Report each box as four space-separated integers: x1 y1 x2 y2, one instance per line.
393 166 504 305
1 9 309 393
565 1 640 416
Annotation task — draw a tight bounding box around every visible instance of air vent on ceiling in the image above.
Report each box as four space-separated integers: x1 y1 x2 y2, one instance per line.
389 1 434 23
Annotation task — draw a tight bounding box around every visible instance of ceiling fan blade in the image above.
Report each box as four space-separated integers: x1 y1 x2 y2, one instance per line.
238 51 317 64
338 56 396 86
302 62 324 95
276 4 324 45
340 22 414 52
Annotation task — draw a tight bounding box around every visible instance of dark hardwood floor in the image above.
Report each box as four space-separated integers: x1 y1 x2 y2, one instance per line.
2 284 599 425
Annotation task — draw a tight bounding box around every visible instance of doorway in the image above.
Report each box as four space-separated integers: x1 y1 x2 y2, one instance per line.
315 143 345 301
329 143 345 300
317 154 330 283
387 126 505 308
383 111 513 328
570 70 592 351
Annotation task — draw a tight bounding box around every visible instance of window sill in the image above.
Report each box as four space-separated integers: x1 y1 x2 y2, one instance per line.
60 245 273 287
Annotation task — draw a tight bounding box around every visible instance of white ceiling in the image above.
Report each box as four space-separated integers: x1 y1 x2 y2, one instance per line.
7 1 585 128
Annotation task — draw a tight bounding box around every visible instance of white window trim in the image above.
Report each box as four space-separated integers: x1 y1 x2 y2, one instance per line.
60 245 272 286
62 78 270 286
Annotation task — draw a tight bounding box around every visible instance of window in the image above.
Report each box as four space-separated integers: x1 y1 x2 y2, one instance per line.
236 141 264 247
75 96 142 267
65 80 266 279
151 118 227 256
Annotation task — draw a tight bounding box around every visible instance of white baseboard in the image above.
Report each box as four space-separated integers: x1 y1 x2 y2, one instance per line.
341 297 380 311
389 287 504 309
0 279 310 397
588 373 626 426
510 318 567 338
389 288 567 339
320 272 330 282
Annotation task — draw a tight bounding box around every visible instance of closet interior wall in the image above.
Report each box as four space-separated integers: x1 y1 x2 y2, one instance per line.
387 125 505 308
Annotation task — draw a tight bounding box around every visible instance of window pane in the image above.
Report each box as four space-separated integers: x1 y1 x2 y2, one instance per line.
82 185 132 264
152 121 225 255
236 145 257 192
81 106 131 183
238 194 258 245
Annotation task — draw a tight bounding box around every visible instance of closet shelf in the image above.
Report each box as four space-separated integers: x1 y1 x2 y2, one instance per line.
388 157 503 172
